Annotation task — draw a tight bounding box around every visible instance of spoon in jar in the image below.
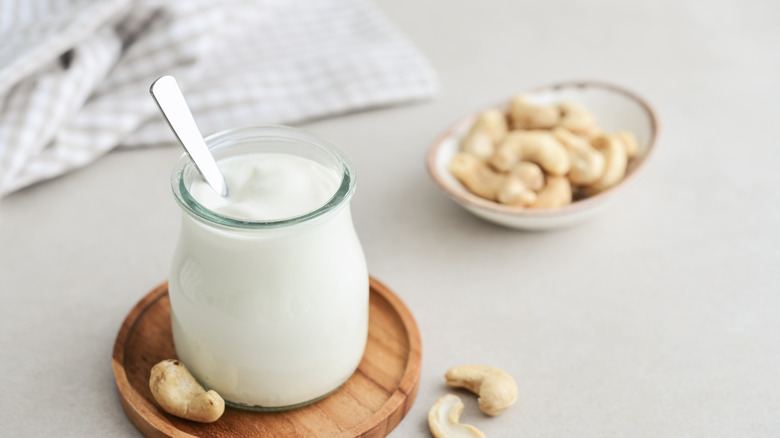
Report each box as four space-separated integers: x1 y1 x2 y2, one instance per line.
149 75 230 198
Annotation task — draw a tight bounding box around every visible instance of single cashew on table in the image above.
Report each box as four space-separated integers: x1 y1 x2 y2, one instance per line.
450 94 640 208
149 359 225 423
428 394 486 438
445 365 518 416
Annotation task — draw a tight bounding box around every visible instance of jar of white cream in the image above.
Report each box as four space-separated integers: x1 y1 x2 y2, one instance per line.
168 125 368 410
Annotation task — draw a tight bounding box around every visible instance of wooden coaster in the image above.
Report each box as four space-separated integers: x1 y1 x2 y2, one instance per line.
112 277 422 438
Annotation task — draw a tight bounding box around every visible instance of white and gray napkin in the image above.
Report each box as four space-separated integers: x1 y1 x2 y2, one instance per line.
0 0 438 197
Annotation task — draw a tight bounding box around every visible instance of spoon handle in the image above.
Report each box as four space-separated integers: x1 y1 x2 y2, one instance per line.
150 75 229 197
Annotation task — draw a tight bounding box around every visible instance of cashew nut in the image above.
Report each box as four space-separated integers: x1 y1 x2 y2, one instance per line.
497 174 536 206
510 161 544 191
460 131 494 161
460 109 509 160
588 134 628 193
557 101 600 138
149 359 225 423
445 365 518 416
614 130 639 159
553 127 606 185
475 108 510 143
489 130 570 176
496 161 544 206
450 152 507 201
509 95 560 129
428 394 485 438
532 175 572 209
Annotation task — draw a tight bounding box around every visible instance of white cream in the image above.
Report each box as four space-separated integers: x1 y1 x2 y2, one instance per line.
190 153 339 221
169 152 368 408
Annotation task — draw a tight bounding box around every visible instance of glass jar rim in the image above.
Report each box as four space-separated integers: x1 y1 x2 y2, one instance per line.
170 125 356 229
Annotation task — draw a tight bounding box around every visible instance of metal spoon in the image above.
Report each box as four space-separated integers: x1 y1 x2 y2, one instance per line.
150 75 229 197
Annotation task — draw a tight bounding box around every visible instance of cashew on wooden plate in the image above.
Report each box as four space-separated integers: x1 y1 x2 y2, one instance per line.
149 359 225 423
428 394 486 438
445 365 518 416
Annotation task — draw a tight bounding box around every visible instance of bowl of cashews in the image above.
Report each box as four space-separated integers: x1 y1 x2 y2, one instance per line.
426 81 659 230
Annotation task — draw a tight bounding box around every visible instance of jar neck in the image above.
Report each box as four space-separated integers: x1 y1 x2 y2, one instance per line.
171 125 356 230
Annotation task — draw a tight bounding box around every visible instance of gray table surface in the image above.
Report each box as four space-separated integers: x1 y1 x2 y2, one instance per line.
2 0 779 436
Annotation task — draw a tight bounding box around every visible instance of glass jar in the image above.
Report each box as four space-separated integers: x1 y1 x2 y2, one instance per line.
168 126 368 410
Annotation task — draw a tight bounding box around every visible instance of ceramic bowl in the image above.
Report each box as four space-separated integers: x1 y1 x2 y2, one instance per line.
426 81 659 230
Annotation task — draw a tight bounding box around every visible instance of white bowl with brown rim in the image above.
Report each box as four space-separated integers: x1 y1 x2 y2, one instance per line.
426 81 659 230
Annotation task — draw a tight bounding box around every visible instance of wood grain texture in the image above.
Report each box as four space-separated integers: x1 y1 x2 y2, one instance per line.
112 277 421 438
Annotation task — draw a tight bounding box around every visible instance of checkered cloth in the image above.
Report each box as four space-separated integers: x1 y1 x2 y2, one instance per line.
0 0 438 197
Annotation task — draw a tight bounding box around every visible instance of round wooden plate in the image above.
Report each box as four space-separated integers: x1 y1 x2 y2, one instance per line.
112 277 422 438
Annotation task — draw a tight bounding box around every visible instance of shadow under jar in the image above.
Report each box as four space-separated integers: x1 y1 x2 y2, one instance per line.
168 126 369 411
